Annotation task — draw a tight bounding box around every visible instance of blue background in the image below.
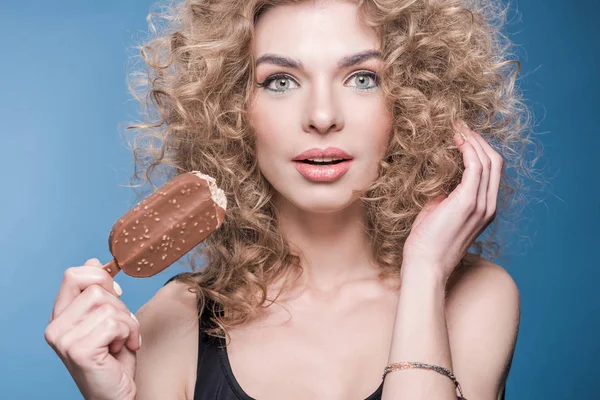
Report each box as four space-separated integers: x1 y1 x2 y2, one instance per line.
1 0 597 399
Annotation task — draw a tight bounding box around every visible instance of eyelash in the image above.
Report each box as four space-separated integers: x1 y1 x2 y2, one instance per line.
257 71 380 94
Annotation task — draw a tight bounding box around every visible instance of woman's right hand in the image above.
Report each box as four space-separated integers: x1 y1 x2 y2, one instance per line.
45 258 142 400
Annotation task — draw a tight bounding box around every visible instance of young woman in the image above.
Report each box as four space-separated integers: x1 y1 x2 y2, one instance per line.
45 0 536 399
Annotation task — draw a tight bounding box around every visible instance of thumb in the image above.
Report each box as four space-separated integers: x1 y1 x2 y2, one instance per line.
412 194 446 229
83 258 123 297
84 258 103 267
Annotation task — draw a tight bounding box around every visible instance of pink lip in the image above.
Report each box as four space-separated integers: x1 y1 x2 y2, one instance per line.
292 147 353 161
293 160 353 182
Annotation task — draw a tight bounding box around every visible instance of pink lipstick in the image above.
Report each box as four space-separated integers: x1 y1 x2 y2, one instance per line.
292 147 354 182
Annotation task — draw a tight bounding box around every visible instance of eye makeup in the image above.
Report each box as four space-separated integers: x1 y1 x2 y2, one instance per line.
256 70 380 94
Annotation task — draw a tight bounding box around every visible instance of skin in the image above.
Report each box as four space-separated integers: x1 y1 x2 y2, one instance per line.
247 0 392 294
45 1 520 399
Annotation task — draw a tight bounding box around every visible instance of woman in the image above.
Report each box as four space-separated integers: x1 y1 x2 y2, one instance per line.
45 0 536 399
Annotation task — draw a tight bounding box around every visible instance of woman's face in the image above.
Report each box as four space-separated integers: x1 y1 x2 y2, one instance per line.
247 0 392 213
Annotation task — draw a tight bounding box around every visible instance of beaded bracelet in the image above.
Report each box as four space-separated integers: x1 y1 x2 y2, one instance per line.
382 361 467 400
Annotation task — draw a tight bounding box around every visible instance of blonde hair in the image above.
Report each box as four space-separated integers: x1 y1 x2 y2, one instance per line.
125 0 542 341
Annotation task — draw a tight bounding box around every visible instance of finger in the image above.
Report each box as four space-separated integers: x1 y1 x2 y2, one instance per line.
52 303 140 363
452 130 483 211
458 123 490 216
471 131 503 217
83 309 139 355
46 284 132 341
65 315 135 368
52 261 123 321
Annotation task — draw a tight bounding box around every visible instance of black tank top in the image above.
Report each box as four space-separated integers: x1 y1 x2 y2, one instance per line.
164 274 383 399
193 299 384 400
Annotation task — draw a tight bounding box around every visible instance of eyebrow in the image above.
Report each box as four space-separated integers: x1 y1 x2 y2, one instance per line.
255 50 382 70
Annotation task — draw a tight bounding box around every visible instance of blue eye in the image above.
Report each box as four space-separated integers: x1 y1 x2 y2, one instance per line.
257 71 380 94
258 74 299 93
346 71 379 91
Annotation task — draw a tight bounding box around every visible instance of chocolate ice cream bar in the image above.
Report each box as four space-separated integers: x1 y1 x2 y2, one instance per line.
102 172 227 278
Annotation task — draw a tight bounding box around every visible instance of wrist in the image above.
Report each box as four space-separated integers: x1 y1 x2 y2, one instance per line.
400 263 447 289
397 265 448 313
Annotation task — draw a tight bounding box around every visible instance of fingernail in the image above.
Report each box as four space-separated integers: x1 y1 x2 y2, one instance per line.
130 312 139 325
454 130 467 145
460 120 470 132
139 334 142 347
113 281 123 296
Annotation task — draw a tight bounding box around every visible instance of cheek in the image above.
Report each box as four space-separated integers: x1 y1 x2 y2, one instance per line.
376 113 393 156
350 100 392 155
253 117 277 159
248 101 290 167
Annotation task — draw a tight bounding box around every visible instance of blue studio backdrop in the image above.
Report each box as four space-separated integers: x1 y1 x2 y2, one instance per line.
1 0 598 399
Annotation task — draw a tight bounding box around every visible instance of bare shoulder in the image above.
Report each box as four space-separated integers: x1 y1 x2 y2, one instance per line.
446 252 520 307
136 277 199 331
445 253 521 400
134 277 200 400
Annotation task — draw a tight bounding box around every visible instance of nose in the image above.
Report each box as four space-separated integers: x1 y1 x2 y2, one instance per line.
302 82 344 134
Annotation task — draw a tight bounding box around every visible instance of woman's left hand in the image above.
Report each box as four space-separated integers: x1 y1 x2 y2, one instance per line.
402 120 503 282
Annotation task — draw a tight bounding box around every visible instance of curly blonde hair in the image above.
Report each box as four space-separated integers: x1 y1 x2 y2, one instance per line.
125 0 541 341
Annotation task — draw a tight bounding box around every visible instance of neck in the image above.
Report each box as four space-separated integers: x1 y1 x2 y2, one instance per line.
272 195 380 294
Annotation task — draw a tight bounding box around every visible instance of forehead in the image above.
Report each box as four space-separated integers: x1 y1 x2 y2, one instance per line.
253 1 379 60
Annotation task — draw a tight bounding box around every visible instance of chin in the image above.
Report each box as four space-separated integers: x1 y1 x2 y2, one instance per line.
273 185 362 214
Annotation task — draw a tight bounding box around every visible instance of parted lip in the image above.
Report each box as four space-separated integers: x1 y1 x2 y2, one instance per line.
292 147 353 161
